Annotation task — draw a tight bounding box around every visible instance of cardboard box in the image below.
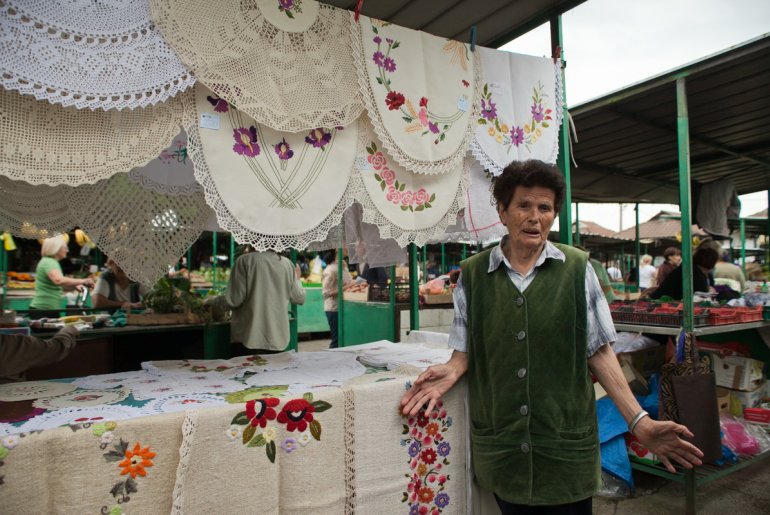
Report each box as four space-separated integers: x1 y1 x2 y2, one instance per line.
620 360 649 395
423 292 453 305
716 387 731 413
626 433 661 465
699 351 766 391
342 290 368 302
726 379 767 415
620 345 666 379
743 406 770 429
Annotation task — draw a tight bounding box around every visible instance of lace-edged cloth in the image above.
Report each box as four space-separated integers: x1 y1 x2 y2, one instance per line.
470 47 563 175
351 14 480 175
127 131 202 196
0 175 77 240
150 0 363 132
0 87 187 186
183 84 363 252
452 161 507 244
355 120 469 248
65 173 212 286
0 0 195 110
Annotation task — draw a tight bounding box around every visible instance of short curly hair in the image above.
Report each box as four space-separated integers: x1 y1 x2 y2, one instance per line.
491 160 565 213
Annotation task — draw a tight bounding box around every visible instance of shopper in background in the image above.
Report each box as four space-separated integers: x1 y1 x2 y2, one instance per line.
638 254 657 290
606 264 623 282
30 235 94 318
655 246 682 286
205 249 305 356
322 250 353 349
650 246 719 300
401 160 702 514
92 258 147 310
714 252 746 293
0 325 80 383
575 245 616 304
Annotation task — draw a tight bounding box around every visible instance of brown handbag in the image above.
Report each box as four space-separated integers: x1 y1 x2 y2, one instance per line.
659 332 722 462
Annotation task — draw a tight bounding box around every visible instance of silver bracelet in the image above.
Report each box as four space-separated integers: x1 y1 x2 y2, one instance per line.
628 410 649 434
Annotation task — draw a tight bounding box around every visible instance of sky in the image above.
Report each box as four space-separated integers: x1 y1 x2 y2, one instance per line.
500 0 770 232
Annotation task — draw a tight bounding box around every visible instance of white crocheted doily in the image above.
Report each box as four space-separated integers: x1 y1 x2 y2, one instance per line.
0 87 187 186
0 0 195 110
150 0 363 132
183 84 364 251
0 175 77 240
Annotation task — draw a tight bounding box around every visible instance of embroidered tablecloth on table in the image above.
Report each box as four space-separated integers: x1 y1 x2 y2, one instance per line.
0 0 194 110
352 15 480 175
470 47 563 174
184 84 362 251
150 0 363 133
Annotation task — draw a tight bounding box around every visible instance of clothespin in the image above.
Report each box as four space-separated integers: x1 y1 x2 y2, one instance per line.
469 25 477 52
354 0 364 22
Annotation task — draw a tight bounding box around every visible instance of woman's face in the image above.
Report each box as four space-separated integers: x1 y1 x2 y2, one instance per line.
55 245 68 261
670 254 682 266
498 186 557 253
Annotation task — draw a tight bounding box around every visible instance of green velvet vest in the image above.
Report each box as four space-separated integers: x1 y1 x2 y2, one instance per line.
461 244 599 505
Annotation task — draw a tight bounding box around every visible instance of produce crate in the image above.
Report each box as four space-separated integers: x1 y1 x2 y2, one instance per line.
708 308 738 325
610 302 709 327
735 306 763 323
368 283 410 303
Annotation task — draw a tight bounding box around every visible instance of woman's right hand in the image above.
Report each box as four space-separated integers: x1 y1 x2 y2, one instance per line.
81 277 95 289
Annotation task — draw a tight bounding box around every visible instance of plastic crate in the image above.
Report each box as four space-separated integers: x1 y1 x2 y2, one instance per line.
735 306 763 323
708 308 738 325
368 283 410 303
610 305 708 327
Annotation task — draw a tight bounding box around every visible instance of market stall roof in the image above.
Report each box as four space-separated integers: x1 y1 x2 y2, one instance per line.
320 0 586 48
615 211 706 241
569 33 770 205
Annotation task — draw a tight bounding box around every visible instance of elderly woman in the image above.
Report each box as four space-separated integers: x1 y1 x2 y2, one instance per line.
92 258 147 310
401 160 703 514
30 235 94 317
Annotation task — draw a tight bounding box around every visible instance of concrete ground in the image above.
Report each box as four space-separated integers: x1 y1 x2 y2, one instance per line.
299 337 770 514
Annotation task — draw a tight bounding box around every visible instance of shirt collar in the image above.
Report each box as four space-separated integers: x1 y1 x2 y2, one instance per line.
488 236 565 274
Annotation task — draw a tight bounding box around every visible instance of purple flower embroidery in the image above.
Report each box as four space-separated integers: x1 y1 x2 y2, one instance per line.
480 98 497 121
435 492 450 509
531 103 545 122
436 441 451 457
382 57 396 73
305 128 332 149
274 138 294 160
206 95 229 113
510 126 524 147
373 35 382 44
279 0 294 9
409 505 419 515
233 126 260 157
408 441 421 458
281 437 298 453
372 51 385 67
428 121 440 134
386 37 394 44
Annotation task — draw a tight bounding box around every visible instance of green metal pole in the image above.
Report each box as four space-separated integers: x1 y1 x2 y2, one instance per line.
574 203 581 245
551 15 572 245
421 246 427 282
187 247 192 274
676 78 694 332
408 243 419 330
635 204 641 292
462 243 467 261
440 243 446 275
740 219 747 275
229 234 235 272
1 238 7 310
389 265 396 341
289 248 298 352
212 231 218 290
337 247 345 347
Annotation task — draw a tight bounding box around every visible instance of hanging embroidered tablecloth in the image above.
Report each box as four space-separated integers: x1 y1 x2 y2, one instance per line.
184 84 362 251
127 131 201 196
356 121 468 247
65 173 212 286
470 47 563 174
351 15 480 175
0 175 77 240
150 0 362 133
0 87 186 186
459 161 508 243
0 0 194 110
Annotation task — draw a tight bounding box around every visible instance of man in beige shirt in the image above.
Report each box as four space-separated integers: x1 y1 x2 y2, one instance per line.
322 251 353 349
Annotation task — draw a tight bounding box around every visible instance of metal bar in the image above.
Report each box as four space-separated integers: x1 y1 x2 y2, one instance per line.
550 15 572 245
635 204 641 292
187 247 192 275
0 237 6 310
408 243 419 330
574 203 581 245
212 232 218 291
337 247 345 347
441 243 446 275
289 248 298 352
740 219 747 275
230 234 235 271
483 0 588 49
677 78 694 332
462 244 467 261
421 245 427 282
389 265 396 341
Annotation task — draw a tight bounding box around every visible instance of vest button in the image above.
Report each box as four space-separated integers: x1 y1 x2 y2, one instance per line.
520 442 530 454
516 297 524 307
517 368 527 379
516 330 526 341
520 405 529 416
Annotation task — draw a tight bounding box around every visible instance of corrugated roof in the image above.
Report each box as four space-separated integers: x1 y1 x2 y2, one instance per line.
570 34 770 204
319 0 586 48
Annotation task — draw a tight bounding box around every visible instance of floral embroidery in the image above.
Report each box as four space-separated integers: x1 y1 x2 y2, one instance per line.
366 142 435 212
206 94 230 113
370 24 467 145
224 385 289 404
277 0 303 19
228 393 331 463
233 126 260 157
158 138 188 165
95 424 155 513
305 128 332 150
274 138 294 170
477 81 553 152
401 393 453 513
